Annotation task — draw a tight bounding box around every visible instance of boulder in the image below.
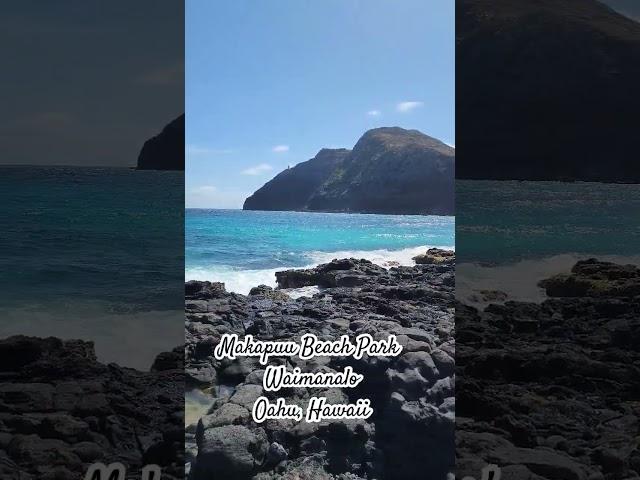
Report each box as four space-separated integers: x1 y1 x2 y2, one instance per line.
194 425 267 480
413 248 455 265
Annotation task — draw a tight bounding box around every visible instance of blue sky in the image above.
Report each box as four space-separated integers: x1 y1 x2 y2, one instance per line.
186 0 454 208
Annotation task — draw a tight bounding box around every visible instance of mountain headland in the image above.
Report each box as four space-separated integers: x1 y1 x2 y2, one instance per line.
243 127 454 215
137 114 185 171
457 0 640 181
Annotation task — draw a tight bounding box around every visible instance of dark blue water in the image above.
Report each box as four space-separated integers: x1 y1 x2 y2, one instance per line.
457 180 640 264
0 166 184 368
185 209 455 293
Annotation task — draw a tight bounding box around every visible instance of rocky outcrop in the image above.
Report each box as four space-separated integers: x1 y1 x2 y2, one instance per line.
137 114 185 171
0 337 184 479
244 127 454 215
413 248 456 265
274 258 388 289
457 259 640 479
539 258 640 297
185 255 455 479
457 0 640 181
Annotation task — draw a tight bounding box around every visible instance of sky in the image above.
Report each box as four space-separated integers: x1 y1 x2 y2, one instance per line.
0 0 184 167
186 0 455 208
602 0 640 21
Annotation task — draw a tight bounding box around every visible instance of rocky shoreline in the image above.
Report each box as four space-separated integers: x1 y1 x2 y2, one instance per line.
4 253 631 478
185 252 456 479
457 259 640 480
0 337 184 479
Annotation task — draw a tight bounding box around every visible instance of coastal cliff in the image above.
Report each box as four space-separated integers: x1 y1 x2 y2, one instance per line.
243 127 454 215
137 115 185 171
457 0 640 181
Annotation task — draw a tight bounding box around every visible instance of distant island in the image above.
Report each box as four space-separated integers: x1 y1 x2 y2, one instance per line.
137 114 185 171
243 127 454 215
457 0 640 182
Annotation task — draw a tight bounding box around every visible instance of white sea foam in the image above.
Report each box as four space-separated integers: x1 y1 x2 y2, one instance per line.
304 245 454 268
282 285 322 299
458 253 640 309
185 244 454 296
185 266 282 294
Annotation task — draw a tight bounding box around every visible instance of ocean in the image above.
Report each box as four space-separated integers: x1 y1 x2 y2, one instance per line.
457 180 640 305
0 166 184 369
9 172 630 368
185 209 455 294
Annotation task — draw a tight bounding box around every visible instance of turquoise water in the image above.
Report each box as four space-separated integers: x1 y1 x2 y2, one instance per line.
185 209 455 293
457 180 640 303
0 166 184 368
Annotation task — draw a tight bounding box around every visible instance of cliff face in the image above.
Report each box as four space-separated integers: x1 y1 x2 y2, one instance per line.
456 0 640 181
242 148 350 212
137 114 185 171
243 127 455 215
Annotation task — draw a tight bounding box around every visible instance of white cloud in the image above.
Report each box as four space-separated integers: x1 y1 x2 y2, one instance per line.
446 142 456 149
241 163 273 176
272 145 289 153
396 101 424 113
186 185 247 209
186 145 233 155
367 110 381 117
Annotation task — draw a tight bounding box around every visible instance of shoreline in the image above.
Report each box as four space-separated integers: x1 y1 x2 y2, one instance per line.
185 250 456 479
185 244 455 295
0 303 183 371
458 252 640 308
457 258 640 479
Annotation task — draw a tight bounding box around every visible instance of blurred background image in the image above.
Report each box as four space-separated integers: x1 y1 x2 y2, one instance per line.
0 1 185 478
456 1 640 479
0 0 184 369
